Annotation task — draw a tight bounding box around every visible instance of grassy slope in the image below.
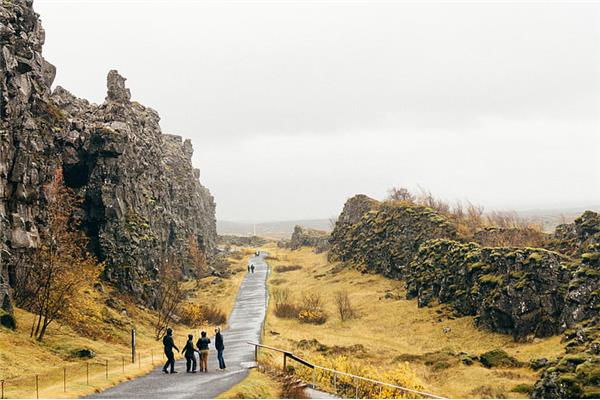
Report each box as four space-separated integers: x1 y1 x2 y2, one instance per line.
0 249 251 399
260 243 565 399
216 369 282 399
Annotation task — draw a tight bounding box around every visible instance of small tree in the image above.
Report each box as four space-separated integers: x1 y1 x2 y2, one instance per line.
387 187 415 203
186 236 206 280
334 290 356 321
26 169 101 341
154 257 184 340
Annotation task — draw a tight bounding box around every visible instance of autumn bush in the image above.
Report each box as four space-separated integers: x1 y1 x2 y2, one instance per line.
293 354 427 399
273 288 300 319
297 293 328 325
179 303 226 326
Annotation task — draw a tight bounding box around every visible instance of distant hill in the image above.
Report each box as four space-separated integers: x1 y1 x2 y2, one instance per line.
516 205 600 232
217 219 332 239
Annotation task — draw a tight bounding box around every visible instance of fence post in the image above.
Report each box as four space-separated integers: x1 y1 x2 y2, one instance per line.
122 356 125 373
379 384 383 397
312 369 316 389
63 367 66 392
86 362 89 385
35 375 39 399
254 345 258 362
333 372 337 394
105 360 109 379
138 352 141 369
131 329 136 363
1 379 4 399
151 350 154 366
282 353 287 371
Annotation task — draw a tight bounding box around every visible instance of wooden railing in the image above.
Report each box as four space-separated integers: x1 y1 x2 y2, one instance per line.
248 341 447 399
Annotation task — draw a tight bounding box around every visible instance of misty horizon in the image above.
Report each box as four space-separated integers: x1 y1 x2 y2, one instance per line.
35 0 600 221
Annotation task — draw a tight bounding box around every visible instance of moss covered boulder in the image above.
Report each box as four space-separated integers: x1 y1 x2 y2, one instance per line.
532 319 600 399
406 239 572 339
288 225 330 253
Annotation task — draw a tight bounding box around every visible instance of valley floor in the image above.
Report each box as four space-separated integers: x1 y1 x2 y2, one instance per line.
245 243 565 399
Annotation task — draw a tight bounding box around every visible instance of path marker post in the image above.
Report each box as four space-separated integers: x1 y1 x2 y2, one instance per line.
105 360 108 380
63 367 66 392
122 356 125 373
131 329 136 363
86 362 89 385
35 375 39 399
1 379 4 399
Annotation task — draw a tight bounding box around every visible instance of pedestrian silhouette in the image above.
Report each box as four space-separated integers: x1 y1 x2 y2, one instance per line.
162 328 179 374
196 331 211 372
215 327 226 370
181 334 198 373
250 264 255 273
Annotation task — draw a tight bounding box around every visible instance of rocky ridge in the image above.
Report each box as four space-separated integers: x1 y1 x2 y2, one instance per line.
1 0 217 310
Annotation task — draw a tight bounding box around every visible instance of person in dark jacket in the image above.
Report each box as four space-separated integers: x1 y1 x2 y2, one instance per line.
181 334 198 373
215 327 226 370
196 331 211 372
250 264 255 273
162 328 179 374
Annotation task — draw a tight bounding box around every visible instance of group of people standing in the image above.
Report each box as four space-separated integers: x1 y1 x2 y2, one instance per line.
162 327 226 374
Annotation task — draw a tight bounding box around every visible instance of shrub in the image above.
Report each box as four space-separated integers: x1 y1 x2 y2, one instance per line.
273 288 301 319
298 310 328 325
471 385 507 399
479 349 522 368
275 265 303 273
297 292 328 324
179 303 226 326
292 354 426 399
511 383 533 394
334 290 356 321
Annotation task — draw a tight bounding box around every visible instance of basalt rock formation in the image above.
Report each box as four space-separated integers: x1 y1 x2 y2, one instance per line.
329 197 457 279
0 0 217 311
406 239 572 340
288 225 330 253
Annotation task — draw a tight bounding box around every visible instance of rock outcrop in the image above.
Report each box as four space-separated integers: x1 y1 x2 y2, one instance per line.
0 0 217 311
406 239 572 340
288 225 330 253
329 198 456 279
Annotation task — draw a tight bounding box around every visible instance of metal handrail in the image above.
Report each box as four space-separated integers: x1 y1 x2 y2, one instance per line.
247 341 447 399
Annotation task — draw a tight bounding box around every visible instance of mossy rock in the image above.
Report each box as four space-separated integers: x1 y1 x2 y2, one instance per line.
479 349 522 368
511 383 533 394
0 312 16 330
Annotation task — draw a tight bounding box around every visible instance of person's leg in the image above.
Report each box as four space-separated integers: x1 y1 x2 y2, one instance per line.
192 354 197 372
185 355 191 372
169 353 176 373
218 349 226 369
163 351 170 372
203 352 208 372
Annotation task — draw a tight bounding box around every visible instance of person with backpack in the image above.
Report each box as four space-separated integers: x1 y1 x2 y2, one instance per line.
215 327 226 370
196 331 211 372
162 328 179 374
181 334 198 373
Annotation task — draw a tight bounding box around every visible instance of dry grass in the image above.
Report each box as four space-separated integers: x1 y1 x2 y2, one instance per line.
216 369 282 399
260 243 565 399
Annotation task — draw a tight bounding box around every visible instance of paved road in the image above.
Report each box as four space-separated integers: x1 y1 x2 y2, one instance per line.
90 252 269 399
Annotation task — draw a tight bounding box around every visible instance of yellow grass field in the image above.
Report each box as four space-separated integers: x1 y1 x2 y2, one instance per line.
0 249 252 399
258 243 565 399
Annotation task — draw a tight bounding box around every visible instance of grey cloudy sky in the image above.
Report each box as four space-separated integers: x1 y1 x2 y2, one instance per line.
36 0 599 222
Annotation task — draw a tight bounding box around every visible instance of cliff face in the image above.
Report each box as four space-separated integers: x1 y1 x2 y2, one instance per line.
1 0 217 310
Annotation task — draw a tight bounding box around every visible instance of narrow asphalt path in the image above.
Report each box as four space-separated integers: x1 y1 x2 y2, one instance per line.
90 252 269 399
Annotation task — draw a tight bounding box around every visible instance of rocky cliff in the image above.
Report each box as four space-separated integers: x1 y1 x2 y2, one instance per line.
1 0 217 311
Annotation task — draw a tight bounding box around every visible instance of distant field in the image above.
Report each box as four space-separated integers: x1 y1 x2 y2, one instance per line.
217 219 332 239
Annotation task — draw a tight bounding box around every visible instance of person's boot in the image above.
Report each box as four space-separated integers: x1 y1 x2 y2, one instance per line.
162 369 169 374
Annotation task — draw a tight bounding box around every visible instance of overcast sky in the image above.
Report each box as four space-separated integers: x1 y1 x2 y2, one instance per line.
36 0 599 222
